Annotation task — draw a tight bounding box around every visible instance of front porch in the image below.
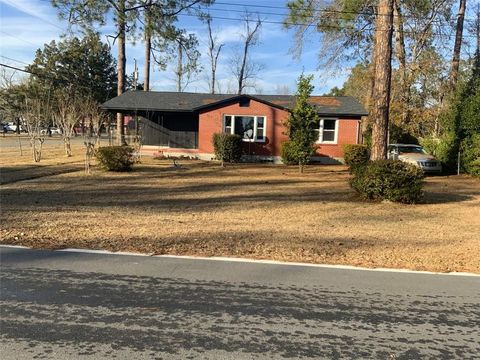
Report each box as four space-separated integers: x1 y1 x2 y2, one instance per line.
124 110 199 150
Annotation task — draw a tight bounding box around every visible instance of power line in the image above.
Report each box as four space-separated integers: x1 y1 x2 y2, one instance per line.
35 0 477 23
0 62 58 80
0 62 105 97
181 12 478 39
203 5 473 31
27 0 479 39
213 1 477 23
0 55 30 66
2 0 66 31
0 30 39 47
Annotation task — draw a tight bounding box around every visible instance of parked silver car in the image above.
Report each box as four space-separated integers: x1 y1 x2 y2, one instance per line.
388 144 442 174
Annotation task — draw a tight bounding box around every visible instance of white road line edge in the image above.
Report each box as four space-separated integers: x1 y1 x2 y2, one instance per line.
1 244 478 277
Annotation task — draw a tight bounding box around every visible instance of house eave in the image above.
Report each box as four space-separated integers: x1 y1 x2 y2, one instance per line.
100 106 194 114
194 94 289 112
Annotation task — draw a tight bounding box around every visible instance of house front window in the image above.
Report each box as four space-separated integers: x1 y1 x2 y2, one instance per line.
223 115 266 142
315 118 338 144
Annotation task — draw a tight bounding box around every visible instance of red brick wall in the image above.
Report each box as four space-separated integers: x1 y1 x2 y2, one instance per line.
198 100 360 158
314 119 360 158
198 100 289 156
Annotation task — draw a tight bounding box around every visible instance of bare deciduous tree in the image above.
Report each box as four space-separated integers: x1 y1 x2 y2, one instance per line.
0 68 24 156
206 16 224 94
174 32 201 92
230 13 263 94
21 90 50 162
275 84 291 95
55 91 82 157
82 98 109 173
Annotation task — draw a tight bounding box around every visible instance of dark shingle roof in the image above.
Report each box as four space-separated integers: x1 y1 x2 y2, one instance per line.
101 91 368 117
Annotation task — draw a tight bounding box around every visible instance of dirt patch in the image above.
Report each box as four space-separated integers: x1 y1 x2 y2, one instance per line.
1 158 479 273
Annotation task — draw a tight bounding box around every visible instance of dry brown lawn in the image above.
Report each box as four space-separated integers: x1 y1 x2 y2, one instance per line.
1 139 479 273
0 134 87 184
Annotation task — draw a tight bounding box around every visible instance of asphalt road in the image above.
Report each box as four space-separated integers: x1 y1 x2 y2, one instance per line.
1 247 479 359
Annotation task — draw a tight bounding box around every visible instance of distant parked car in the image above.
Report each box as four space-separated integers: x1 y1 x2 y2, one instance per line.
40 127 62 135
388 144 442 174
50 127 62 135
2 122 25 133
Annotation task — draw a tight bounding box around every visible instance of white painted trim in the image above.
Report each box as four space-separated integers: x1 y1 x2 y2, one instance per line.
356 120 361 144
316 118 339 145
223 114 267 143
1 245 478 277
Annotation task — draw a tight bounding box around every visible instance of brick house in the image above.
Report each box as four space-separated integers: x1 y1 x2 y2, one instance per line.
101 91 368 163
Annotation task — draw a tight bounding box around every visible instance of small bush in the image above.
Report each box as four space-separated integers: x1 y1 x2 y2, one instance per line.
350 159 424 204
280 141 297 165
212 133 242 164
95 146 134 172
343 144 369 173
280 140 316 167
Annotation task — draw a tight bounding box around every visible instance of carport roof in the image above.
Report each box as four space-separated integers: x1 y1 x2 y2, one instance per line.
101 90 368 117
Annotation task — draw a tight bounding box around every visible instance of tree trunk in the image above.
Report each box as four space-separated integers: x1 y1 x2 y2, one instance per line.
207 18 222 94
393 0 411 126
144 36 151 91
450 0 467 87
116 0 126 145
238 42 248 94
31 137 44 163
64 136 72 157
176 43 183 92
144 9 151 92
211 63 216 94
370 0 394 161
362 62 376 141
476 4 480 57
208 18 215 94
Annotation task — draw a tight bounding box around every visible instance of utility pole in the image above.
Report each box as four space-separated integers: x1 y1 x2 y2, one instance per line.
133 59 139 90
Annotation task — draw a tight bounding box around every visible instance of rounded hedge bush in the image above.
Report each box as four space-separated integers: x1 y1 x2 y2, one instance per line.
280 141 298 165
343 144 370 173
350 159 424 203
95 146 134 172
212 133 242 164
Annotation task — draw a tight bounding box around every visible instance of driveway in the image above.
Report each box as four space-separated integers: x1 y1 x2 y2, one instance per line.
1 247 479 359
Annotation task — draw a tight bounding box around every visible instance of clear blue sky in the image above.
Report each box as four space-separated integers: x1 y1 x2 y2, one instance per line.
0 0 477 95
0 0 350 95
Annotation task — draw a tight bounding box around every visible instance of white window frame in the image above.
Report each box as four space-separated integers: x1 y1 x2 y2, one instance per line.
223 115 267 143
316 118 339 144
